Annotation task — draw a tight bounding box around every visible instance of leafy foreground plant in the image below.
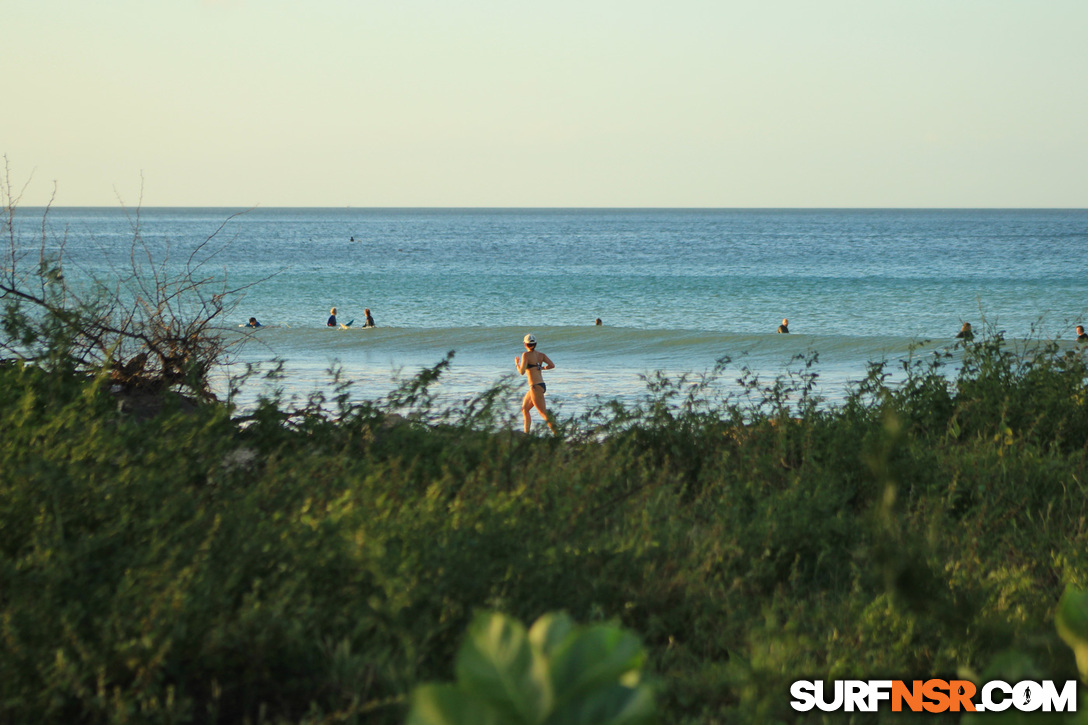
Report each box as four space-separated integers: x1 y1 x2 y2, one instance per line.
1058 588 1088 686
958 587 1088 724
407 612 655 725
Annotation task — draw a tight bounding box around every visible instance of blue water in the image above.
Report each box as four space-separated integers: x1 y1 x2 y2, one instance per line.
13 207 1088 415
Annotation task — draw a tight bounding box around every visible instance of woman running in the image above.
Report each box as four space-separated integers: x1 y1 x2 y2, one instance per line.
515 333 556 434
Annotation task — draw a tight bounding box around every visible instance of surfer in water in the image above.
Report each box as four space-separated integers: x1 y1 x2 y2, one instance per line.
956 322 974 341
327 307 337 327
1077 325 1088 343
778 318 789 333
364 308 376 328
515 333 556 434
246 317 262 328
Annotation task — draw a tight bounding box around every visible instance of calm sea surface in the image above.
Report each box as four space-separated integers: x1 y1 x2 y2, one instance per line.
18 208 1088 417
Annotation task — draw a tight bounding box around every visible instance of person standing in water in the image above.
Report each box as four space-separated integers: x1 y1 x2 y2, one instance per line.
1076 325 1088 343
956 322 974 341
778 318 789 333
327 307 337 327
515 333 556 434
364 308 376 328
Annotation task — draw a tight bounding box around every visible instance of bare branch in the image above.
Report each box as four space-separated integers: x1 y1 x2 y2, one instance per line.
2 165 257 400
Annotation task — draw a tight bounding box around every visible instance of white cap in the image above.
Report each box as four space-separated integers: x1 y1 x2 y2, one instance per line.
524 333 536 345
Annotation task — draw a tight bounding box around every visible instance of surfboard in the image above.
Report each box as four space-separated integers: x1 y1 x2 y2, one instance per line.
339 319 354 329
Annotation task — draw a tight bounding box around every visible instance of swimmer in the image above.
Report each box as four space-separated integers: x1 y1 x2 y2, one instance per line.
515 333 556 434
246 317 262 328
1077 325 1088 343
778 318 789 334
595 318 602 326
956 322 974 341
364 308 376 328
327 307 337 327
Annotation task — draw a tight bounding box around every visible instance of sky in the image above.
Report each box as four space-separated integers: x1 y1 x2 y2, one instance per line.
3 0 1087 208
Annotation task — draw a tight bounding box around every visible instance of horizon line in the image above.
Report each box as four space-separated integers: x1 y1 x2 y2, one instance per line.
17 205 1088 212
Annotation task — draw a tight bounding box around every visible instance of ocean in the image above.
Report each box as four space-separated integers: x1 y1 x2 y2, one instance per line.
16 207 1088 418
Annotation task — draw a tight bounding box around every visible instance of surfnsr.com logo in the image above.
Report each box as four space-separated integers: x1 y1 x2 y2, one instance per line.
790 679 1078 713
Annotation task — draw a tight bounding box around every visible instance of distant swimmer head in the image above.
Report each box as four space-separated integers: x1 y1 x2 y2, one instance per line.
962 322 972 330
330 307 337 315
595 318 602 326
782 319 788 326
524 333 537 348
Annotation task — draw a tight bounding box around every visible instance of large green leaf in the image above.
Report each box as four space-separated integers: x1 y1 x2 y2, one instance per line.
406 684 507 725
1057 587 1088 683
406 613 655 725
547 625 647 702
529 612 575 658
545 682 656 725
455 612 552 722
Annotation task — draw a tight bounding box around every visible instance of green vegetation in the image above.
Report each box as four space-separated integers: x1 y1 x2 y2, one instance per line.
406 611 654 725
3 182 1087 723
2 331 1088 723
